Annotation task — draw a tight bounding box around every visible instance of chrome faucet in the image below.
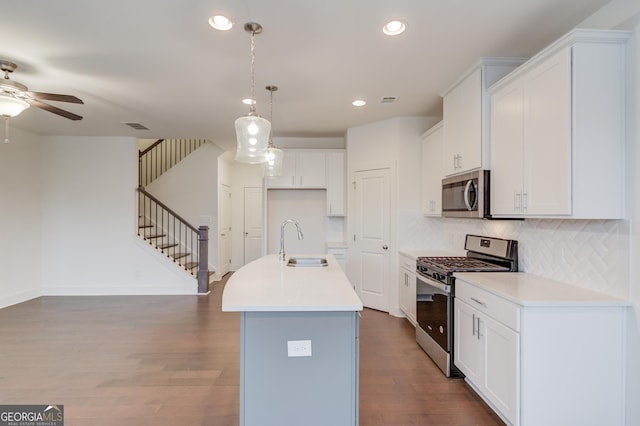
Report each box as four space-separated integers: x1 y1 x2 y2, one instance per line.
279 219 304 261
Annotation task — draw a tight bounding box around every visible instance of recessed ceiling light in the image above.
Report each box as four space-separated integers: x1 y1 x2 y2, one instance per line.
352 100 366 107
209 15 233 31
383 20 406 36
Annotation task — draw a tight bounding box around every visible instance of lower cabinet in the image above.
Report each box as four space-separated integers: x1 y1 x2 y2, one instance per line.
454 278 626 426
455 293 518 424
398 254 416 325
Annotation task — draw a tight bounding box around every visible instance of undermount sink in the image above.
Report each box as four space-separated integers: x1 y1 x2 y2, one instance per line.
286 257 328 267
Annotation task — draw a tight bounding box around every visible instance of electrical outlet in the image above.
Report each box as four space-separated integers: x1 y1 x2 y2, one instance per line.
287 340 312 357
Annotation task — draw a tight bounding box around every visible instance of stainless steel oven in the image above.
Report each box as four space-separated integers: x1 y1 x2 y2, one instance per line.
416 274 459 377
415 235 518 377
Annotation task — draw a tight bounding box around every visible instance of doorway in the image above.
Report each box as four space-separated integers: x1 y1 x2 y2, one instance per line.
243 187 263 265
350 167 391 312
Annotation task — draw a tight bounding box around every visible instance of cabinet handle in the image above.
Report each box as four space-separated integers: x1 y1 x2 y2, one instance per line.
472 313 476 336
477 317 482 340
291 176 295 186
522 192 528 211
470 297 486 307
514 192 521 212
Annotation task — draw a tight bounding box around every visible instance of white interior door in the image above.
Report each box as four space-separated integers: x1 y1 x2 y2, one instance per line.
243 187 263 265
352 168 391 312
219 185 232 275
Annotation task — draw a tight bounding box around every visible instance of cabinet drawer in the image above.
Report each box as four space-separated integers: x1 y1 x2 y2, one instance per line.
456 281 520 331
399 254 416 271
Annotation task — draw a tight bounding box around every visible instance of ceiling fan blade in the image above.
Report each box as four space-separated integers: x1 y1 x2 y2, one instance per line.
29 91 84 104
31 99 83 121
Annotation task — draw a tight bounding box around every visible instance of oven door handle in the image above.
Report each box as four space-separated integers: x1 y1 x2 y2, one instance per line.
416 274 451 294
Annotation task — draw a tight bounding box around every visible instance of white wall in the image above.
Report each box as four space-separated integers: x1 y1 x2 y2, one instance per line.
40 136 196 295
146 141 223 272
346 116 438 316
626 19 640 424
579 2 640 423
0 128 43 308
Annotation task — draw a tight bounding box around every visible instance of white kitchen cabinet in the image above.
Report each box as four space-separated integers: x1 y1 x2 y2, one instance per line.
327 244 347 272
398 253 416 325
325 151 345 216
265 150 326 189
455 284 519 425
454 273 627 426
441 58 525 177
421 121 443 216
490 29 630 219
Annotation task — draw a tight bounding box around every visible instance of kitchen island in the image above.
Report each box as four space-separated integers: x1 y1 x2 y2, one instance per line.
222 254 363 426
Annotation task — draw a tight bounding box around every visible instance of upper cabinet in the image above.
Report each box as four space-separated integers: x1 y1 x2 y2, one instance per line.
265 150 326 189
421 121 443 216
441 58 526 177
489 29 631 219
325 151 346 216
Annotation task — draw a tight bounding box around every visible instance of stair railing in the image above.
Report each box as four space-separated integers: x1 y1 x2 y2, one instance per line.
137 186 209 293
139 138 208 187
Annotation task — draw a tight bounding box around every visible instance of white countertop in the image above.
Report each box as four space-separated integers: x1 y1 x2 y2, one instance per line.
454 272 630 307
222 254 363 312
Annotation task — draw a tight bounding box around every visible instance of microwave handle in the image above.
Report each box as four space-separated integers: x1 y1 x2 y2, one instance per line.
464 179 478 211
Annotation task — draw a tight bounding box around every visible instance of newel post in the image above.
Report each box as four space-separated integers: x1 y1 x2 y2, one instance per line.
197 225 209 294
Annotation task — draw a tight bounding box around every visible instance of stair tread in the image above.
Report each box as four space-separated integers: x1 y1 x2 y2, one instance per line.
158 243 178 249
172 252 190 259
184 262 198 269
138 224 153 229
144 234 166 239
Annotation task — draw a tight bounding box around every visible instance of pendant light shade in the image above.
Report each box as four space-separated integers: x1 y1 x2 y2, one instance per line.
235 22 270 164
264 145 284 177
263 85 283 177
235 114 271 163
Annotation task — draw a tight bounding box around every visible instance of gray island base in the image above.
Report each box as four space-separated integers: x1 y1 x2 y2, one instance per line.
222 254 363 426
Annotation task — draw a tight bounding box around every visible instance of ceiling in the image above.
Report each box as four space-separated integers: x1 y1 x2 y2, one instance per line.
1 0 611 152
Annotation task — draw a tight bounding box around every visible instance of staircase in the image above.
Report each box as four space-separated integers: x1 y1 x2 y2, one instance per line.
137 138 210 293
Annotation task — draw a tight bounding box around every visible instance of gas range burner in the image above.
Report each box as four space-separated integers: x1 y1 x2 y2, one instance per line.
417 256 511 272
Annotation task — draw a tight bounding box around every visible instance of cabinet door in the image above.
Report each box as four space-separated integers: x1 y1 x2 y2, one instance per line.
326 152 345 216
443 68 482 176
406 270 416 324
490 80 525 217
398 268 409 317
421 123 443 216
454 299 483 384
266 151 296 188
523 48 571 216
482 314 519 426
297 152 326 188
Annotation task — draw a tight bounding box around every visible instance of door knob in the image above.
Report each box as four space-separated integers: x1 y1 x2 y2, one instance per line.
382 245 388 250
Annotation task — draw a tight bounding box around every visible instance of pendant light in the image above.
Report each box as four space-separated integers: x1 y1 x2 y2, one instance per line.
235 22 270 164
263 85 283 177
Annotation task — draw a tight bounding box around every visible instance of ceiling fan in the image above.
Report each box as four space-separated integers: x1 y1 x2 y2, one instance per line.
0 60 83 121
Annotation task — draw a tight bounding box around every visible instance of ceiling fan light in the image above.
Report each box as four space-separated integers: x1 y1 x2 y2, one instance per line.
235 114 270 164
0 95 29 117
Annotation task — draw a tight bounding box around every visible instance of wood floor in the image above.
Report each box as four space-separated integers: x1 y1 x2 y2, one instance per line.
0 274 504 426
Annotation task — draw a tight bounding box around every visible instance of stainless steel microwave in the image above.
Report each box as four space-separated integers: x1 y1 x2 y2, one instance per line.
441 170 490 218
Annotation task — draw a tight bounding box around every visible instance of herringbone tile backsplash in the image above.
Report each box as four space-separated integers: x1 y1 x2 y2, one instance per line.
399 212 630 298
